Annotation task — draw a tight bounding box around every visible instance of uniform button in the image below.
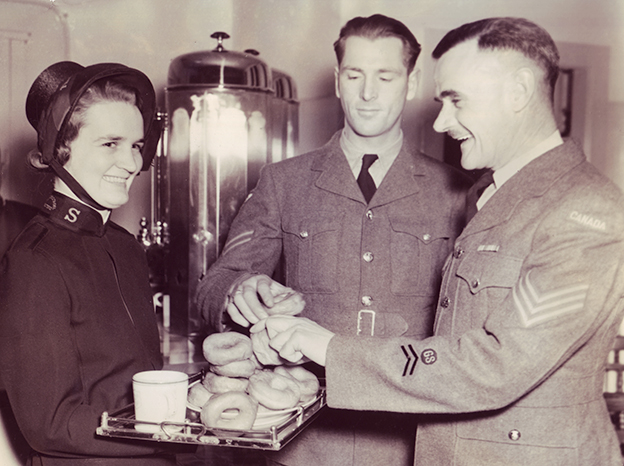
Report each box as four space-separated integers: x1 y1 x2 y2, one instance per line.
299 231 309 238
454 247 464 259
471 279 480 288
441 297 450 308
363 252 374 262
508 429 521 441
361 296 373 306
366 210 374 220
423 233 431 241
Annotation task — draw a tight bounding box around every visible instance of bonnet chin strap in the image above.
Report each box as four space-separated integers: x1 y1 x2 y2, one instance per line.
49 159 110 212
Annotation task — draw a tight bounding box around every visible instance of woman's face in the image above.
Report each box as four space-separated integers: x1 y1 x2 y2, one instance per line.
63 101 144 210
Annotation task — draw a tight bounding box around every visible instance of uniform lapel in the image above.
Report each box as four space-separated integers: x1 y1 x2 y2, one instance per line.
369 147 422 207
312 133 371 203
462 140 586 236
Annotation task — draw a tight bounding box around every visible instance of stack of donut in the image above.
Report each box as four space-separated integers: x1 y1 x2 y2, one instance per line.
191 330 319 432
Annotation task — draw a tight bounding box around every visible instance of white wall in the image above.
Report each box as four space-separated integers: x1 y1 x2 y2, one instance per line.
1 0 623 234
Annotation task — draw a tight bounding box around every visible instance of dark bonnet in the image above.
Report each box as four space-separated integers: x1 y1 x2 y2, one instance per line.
25 61 160 171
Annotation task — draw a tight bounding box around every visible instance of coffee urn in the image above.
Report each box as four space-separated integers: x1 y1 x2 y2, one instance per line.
270 69 299 162
155 32 298 352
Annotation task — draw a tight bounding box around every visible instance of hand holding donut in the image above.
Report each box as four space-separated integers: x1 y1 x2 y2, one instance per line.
226 274 305 327
250 327 288 366
266 288 305 316
252 316 335 366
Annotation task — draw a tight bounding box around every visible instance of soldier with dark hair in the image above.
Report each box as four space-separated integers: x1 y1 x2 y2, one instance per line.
261 17 624 466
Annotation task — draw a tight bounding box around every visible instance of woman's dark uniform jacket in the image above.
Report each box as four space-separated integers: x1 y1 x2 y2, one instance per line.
0 193 177 465
0 197 40 259
325 140 624 466
197 131 471 465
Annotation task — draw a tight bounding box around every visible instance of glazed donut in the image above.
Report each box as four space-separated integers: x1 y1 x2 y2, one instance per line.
200 391 258 431
251 328 285 366
274 366 320 402
267 289 305 316
188 382 214 408
202 332 253 366
202 371 249 394
210 358 256 378
247 369 301 410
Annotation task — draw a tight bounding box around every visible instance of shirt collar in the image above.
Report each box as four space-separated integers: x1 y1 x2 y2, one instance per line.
340 128 403 175
492 130 564 190
43 192 107 236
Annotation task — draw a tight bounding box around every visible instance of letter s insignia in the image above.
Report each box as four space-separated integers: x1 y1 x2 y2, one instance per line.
64 207 81 223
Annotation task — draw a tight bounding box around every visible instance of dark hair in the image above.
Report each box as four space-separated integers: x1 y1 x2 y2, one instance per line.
334 14 421 74
432 17 560 96
30 79 139 169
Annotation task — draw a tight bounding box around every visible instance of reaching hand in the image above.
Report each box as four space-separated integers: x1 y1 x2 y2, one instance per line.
226 275 305 327
251 316 335 366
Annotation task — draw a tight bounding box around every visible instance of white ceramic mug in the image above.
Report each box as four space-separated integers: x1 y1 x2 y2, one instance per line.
132 370 188 433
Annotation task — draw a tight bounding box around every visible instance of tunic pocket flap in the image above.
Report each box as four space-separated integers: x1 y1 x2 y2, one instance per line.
456 253 522 294
282 215 341 239
456 405 577 448
389 217 452 244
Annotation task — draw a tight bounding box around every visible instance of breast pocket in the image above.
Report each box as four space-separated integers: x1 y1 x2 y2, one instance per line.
282 214 342 293
455 252 522 294
453 252 523 326
389 217 453 297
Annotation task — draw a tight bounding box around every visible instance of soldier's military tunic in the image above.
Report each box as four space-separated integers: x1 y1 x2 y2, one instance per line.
197 131 470 466
325 140 624 466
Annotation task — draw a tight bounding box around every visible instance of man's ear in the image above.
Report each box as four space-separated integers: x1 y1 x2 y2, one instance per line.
334 67 341 99
510 67 535 112
406 68 420 101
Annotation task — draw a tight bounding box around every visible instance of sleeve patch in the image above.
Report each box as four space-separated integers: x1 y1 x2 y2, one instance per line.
421 349 437 365
569 210 606 231
399 345 437 376
222 230 253 255
401 344 418 376
512 270 589 328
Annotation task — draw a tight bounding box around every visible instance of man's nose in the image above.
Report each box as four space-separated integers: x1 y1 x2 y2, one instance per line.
433 104 454 133
361 77 378 101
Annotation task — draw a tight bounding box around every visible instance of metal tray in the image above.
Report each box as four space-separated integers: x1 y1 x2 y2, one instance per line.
96 371 326 451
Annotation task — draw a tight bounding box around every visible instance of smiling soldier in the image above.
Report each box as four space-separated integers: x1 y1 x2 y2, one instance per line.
258 17 624 466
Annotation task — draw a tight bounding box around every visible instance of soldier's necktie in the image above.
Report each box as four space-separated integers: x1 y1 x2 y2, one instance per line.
466 169 494 222
357 154 378 204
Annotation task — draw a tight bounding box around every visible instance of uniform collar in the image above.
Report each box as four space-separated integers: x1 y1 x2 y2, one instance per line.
492 130 564 191
340 128 403 178
478 131 564 210
464 139 586 235
311 132 423 206
54 181 111 223
43 192 107 236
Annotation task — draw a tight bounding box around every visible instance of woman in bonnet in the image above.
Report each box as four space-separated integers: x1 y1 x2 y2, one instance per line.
0 61 182 465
